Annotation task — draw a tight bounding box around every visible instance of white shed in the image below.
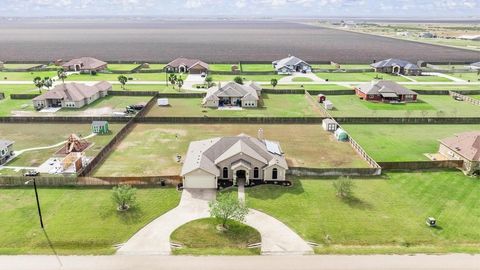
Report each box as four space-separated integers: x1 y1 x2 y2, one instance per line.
157 98 169 106
324 100 334 110
322 118 338 132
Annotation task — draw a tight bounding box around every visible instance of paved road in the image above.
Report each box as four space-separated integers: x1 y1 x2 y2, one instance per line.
1 254 479 270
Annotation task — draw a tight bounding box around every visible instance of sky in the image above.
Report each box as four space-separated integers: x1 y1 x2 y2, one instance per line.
0 0 479 18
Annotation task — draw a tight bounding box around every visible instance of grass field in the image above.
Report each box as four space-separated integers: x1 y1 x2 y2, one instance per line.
327 95 480 117
406 75 452 82
241 64 274 72
210 64 236 72
0 85 39 116
107 64 141 71
146 94 323 117
65 72 172 82
405 85 480 91
315 72 409 82
142 64 165 70
0 123 123 174
171 218 260 255
2 64 41 70
0 187 180 255
247 171 480 254
210 74 285 82
111 84 190 93
0 71 57 81
312 64 373 70
263 84 351 91
292 77 313 82
94 124 368 177
450 73 480 82
342 124 480 162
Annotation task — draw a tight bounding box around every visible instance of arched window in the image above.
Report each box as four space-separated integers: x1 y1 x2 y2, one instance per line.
253 167 259 178
223 167 228 178
272 168 278 179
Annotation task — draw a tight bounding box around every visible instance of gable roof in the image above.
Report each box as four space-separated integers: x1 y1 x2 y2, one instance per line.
203 81 259 103
440 131 480 161
166 57 209 70
62 57 107 70
0 140 14 149
33 81 111 102
356 80 418 96
273 55 310 69
371 58 420 70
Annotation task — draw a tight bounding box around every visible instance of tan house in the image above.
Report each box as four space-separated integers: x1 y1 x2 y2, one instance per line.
181 134 288 189
33 81 111 110
438 131 480 175
62 57 108 72
164 58 209 74
203 81 262 108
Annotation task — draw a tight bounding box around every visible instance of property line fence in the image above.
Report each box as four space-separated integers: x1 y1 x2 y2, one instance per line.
288 167 381 177
262 89 305 94
335 117 480 124
307 90 356 96
10 93 40 99
108 90 158 96
449 91 480 106
0 116 132 123
378 160 463 170
136 117 326 124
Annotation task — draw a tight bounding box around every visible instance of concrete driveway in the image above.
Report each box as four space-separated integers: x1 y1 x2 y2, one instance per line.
116 188 216 255
279 72 324 84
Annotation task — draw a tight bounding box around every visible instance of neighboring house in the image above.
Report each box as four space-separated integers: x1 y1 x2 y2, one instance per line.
458 35 480 41
0 61 4 69
355 80 418 103
203 81 262 108
33 81 111 110
180 134 289 189
0 140 14 165
438 131 480 175
418 32 436 38
469 62 480 70
91 121 109 135
272 55 312 74
371 58 422 76
62 57 108 72
164 57 209 74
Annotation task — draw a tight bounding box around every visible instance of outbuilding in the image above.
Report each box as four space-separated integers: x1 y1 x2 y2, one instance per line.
91 121 109 135
322 118 338 132
334 128 349 142
324 100 334 110
157 98 169 106
317 94 326 103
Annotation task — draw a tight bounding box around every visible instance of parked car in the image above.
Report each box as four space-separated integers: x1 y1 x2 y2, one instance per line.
201 72 206 78
24 170 40 177
453 96 464 101
127 104 145 110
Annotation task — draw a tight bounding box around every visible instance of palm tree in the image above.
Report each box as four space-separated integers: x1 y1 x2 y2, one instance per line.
270 78 278 88
169 74 177 89
43 77 53 91
118 75 128 90
57 69 67 84
176 78 184 92
33 77 44 93
205 76 213 88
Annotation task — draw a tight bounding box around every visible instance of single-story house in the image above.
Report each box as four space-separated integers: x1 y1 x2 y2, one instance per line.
418 32 436 38
0 140 14 165
371 58 422 76
438 131 480 175
164 58 209 74
91 121 109 135
355 80 418 103
457 35 480 41
62 57 108 72
272 55 312 74
33 81 111 110
469 62 480 70
203 81 262 108
181 134 289 189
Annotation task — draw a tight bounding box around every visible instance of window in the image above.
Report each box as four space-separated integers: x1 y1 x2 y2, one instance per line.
272 168 278 179
253 167 259 178
222 167 228 178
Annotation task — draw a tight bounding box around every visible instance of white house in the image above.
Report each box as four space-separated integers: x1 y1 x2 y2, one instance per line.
272 55 312 74
0 140 14 165
203 81 262 108
181 134 289 189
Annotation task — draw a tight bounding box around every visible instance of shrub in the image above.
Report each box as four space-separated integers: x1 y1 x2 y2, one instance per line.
112 184 137 211
333 177 354 199
209 192 248 230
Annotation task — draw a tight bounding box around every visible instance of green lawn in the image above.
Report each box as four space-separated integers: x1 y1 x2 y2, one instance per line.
263 84 351 91
0 71 57 81
142 64 165 70
241 64 274 72
342 124 480 162
2 64 42 70
406 85 480 91
292 77 314 82
94 124 368 177
449 73 480 82
111 84 190 93
312 64 373 70
406 75 452 82
0 123 124 172
0 187 180 255
210 64 236 72
327 95 480 117
210 74 285 82
171 218 260 255
107 64 141 72
315 72 409 82
0 85 39 116
146 94 323 118
247 171 480 254
66 72 170 82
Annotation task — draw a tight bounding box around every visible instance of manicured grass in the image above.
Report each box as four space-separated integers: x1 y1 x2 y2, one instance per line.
449 73 480 82
210 64 236 72
327 95 480 117
171 218 260 255
292 77 313 82
0 71 57 81
66 72 170 82
342 124 480 161
111 84 189 93
240 64 274 72
146 94 324 118
2 64 41 70
107 64 141 71
312 64 373 70
315 72 409 82
264 84 351 91
0 85 39 116
0 187 180 255
210 74 285 82
247 171 480 254
406 85 480 91
406 75 452 82
142 64 165 70
94 124 368 177
0 123 123 173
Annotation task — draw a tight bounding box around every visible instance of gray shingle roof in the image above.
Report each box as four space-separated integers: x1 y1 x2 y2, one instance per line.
371 58 420 70
0 140 14 149
272 55 310 70
356 80 418 96
203 81 259 103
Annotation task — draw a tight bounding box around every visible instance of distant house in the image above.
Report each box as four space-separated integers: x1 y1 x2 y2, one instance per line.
203 81 262 108
469 62 480 70
164 58 209 74
0 140 14 165
355 80 418 103
181 134 288 189
438 131 480 175
272 55 312 74
457 35 480 41
33 81 111 110
371 58 422 76
62 57 108 72
91 121 109 135
418 32 436 38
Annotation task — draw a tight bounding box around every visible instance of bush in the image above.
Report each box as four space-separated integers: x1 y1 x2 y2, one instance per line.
112 184 137 211
209 192 248 230
333 177 354 199
233 76 244 85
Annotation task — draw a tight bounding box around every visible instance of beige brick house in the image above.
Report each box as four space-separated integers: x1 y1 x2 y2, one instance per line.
438 131 480 175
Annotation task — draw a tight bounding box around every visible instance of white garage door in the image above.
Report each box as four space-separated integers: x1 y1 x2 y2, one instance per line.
183 170 217 189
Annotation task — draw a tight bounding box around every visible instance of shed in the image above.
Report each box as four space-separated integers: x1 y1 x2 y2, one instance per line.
157 98 169 106
317 94 326 103
324 100 334 110
91 121 109 134
322 119 338 132
334 128 349 142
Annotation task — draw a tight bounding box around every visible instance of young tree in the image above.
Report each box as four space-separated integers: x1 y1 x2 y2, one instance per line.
233 76 244 85
176 78 184 91
118 75 128 90
209 192 249 230
270 78 278 88
112 184 137 211
43 77 53 91
333 177 354 199
57 69 67 84
169 74 177 89
33 76 44 93
205 76 213 88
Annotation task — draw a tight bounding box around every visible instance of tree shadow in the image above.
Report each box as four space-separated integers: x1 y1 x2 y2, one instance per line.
246 177 305 200
115 206 144 225
341 195 373 210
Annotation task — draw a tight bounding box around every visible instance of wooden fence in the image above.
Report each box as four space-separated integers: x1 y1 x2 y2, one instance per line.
0 116 132 123
450 91 480 106
137 117 326 124
335 117 480 124
378 160 463 170
11 93 40 99
288 167 381 177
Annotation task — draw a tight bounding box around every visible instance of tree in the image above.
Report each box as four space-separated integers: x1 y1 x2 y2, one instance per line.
118 75 128 90
176 78 184 91
205 76 213 88
209 192 249 229
43 77 53 91
33 76 44 93
233 76 243 85
270 78 278 88
57 69 67 84
112 184 137 211
169 74 177 89
333 177 354 199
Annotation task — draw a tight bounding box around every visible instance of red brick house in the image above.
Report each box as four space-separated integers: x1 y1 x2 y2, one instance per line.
355 80 418 103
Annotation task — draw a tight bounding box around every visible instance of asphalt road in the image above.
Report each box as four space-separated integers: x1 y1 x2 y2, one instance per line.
1 254 479 270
